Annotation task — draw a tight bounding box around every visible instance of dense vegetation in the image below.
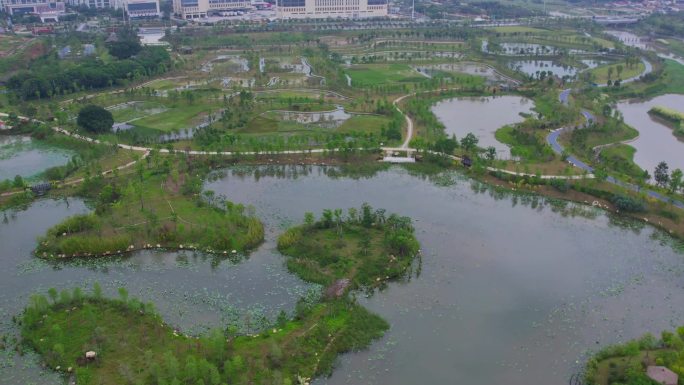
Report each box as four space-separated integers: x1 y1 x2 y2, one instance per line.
584 326 684 385
6 33 170 100
278 204 420 289
649 106 684 138
35 155 264 258
21 286 388 385
77 105 114 134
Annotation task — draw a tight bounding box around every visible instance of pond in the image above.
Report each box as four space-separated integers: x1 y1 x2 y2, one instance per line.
580 58 610 69
204 166 684 385
202 55 250 73
3 166 684 385
0 197 314 384
498 43 562 56
0 136 74 182
605 30 652 50
616 94 684 174
508 60 577 78
431 95 534 158
412 63 510 83
264 106 354 129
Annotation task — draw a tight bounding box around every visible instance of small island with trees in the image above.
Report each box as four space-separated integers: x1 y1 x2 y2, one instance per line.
19 205 420 385
35 156 264 258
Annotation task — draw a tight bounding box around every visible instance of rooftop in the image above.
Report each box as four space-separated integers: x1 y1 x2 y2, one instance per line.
647 366 678 385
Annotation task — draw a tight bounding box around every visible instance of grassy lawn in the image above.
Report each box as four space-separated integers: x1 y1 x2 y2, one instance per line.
243 112 388 136
598 144 645 180
590 61 645 84
661 59 684 94
132 103 219 133
666 38 684 58
345 63 426 86
35 161 264 258
608 59 684 98
278 206 419 288
591 351 660 385
337 114 390 133
590 36 615 50
0 35 28 55
109 101 167 123
21 293 388 385
499 159 584 176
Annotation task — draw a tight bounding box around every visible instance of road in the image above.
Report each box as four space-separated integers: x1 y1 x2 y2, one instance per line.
546 89 684 209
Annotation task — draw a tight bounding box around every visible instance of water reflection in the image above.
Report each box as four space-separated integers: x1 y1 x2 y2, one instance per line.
3 166 684 385
431 95 534 159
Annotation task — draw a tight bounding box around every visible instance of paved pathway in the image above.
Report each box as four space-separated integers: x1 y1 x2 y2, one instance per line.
546 89 684 209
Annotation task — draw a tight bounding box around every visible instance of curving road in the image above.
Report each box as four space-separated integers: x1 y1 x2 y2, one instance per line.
546 89 684 209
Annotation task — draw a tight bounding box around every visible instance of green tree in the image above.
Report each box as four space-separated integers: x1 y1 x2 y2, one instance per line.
485 146 496 162
460 133 479 152
669 168 683 194
361 203 373 228
118 287 129 303
304 212 315 227
13 175 24 188
47 288 58 304
654 161 670 188
93 282 102 299
77 105 113 134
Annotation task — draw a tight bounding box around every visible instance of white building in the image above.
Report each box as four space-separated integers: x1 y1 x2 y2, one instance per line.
173 0 250 19
125 0 159 17
276 0 387 19
2 0 65 16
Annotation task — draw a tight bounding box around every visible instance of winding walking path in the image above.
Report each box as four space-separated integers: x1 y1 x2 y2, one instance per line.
393 93 414 149
546 89 684 209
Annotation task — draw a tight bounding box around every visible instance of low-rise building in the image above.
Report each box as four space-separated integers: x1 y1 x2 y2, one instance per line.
126 0 159 17
647 366 678 385
173 0 250 19
276 0 387 19
2 0 64 16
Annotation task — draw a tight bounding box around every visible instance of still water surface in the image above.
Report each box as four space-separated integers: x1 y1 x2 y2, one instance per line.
616 94 684 173
0 136 73 181
2 166 684 385
432 95 534 158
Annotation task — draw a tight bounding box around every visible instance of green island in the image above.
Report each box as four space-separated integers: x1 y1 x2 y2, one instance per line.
2 7 684 385
586 327 684 385
278 203 420 288
19 205 419 384
34 156 264 258
649 106 684 138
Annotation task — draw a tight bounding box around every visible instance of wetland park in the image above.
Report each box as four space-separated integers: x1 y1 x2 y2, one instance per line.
2 8 684 385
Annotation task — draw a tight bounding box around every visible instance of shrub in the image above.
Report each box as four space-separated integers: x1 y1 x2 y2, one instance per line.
77 105 113 134
47 214 100 237
611 195 646 213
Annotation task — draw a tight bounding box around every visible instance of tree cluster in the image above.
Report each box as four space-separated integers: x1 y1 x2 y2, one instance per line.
7 46 170 100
